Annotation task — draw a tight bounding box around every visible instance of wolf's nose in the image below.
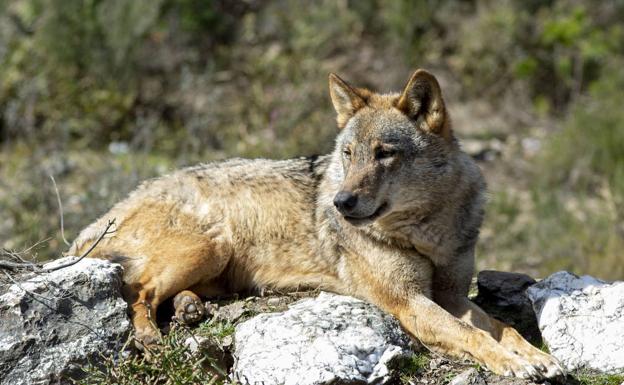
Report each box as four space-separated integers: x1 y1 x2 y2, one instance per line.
334 191 358 213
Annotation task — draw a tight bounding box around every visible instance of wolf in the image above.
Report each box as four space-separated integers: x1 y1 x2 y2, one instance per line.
69 69 564 380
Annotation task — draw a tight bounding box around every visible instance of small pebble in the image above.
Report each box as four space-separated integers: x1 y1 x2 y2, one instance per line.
449 368 485 385
204 301 218 316
429 357 444 369
184 336 209 353
221 335 233 348
267 297 281 306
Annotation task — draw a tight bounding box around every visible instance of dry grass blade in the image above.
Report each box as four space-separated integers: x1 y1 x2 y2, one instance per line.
49 174 71 247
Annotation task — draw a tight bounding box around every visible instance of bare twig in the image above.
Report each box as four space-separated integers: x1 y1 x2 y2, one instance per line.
49 174 70 247
0 218 115 273
0 259 30 271
42 218 116 272
0 259 34 271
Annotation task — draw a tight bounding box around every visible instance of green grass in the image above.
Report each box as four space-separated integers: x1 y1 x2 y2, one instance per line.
576 372 624 385
76 321 236 385
196 318 236 342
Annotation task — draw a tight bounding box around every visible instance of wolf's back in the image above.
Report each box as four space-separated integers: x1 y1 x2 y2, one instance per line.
67 155 331 261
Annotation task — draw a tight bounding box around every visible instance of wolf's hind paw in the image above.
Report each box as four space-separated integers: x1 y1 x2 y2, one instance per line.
173 291 206 325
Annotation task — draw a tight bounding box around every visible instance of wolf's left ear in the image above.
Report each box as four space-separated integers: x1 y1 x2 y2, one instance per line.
397 70 451 140
329 73 367 129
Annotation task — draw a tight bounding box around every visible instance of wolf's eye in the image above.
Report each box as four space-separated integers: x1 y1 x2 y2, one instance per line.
343 148 352 158
375 148 397 160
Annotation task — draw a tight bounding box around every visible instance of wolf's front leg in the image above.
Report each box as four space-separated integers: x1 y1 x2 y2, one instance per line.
433 293 565 379
394 294 546 379
431 254 565 379
345 253 546 379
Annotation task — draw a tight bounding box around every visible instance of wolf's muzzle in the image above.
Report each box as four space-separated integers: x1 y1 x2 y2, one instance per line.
333 191 358 215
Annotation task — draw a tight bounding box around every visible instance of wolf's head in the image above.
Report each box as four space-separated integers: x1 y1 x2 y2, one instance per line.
328 69 462 227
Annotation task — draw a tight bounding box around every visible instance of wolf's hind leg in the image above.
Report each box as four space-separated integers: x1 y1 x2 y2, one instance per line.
124 235 230 347
122 282 161 347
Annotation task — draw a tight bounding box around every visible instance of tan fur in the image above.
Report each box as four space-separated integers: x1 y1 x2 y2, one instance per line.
69 70 563 379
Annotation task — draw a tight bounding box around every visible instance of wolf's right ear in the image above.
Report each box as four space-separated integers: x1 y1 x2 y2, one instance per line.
397 70 451 141
329 73 367 129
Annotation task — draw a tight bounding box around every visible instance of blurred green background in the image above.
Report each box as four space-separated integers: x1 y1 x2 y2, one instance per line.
1 0 623 279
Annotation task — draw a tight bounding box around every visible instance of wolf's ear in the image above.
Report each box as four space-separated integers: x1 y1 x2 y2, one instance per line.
397 70 451 140
329 73 367 129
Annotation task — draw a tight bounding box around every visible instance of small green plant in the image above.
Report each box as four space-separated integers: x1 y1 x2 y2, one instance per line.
539 342 551 354
398 352 431 382
472 362 483 372
441 371 456 384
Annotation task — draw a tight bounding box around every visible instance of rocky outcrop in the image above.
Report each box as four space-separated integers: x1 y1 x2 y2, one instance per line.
3 260 623 384
232 292 413 385
0 257 131 385
472 270 542 345
527 271 624 374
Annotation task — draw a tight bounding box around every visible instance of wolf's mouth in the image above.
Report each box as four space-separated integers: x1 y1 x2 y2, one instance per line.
343 202 389 226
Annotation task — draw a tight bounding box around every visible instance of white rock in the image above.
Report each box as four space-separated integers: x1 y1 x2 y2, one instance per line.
232 292 412 385
527 271 624 374
0 257 131 385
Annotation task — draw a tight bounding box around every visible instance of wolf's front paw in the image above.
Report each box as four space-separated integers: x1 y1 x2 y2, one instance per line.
520 348 566 380
173 291 206 325
484 348 565 381
482 350 541 381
